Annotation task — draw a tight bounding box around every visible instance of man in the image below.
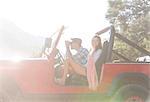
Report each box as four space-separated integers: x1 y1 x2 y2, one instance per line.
66 38 89 66
56 38 89 85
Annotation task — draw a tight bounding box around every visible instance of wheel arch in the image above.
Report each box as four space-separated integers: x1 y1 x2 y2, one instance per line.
107 72 150 96
110 84 149 102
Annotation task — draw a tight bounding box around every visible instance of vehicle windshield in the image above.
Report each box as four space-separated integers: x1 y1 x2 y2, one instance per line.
0 26 111 60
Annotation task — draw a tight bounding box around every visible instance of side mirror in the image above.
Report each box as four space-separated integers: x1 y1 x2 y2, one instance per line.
42 38 52 57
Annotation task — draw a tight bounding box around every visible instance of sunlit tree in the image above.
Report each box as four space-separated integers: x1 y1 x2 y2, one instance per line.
106 0 150 62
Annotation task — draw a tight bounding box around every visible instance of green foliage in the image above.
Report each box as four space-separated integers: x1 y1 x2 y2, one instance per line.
106 0 150 62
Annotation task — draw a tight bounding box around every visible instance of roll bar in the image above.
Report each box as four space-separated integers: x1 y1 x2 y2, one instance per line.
96 25 150 62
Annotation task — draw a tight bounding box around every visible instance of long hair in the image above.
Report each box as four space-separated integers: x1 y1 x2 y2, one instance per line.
93 36 102 51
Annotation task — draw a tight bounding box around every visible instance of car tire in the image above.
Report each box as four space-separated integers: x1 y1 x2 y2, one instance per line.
110 84 149 102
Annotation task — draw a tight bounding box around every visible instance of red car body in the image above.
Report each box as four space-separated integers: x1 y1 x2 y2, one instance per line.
0 26 149 102
0 59 149 95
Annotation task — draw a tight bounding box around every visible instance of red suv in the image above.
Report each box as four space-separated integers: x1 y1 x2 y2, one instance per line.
0 26 149 102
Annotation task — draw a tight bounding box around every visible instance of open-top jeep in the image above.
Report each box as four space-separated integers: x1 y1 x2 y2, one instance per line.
0 26 149 102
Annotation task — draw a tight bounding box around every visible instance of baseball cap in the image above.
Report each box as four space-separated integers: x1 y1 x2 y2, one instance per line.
71 38 82 45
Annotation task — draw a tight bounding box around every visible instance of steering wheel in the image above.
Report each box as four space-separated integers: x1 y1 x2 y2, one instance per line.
54 49 64 66
54 49 65 79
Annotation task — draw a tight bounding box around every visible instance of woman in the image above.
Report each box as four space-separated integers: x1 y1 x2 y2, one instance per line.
87 35 102 90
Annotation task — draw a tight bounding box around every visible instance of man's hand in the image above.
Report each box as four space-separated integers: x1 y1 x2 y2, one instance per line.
65 41 72 58
65 41 71 48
